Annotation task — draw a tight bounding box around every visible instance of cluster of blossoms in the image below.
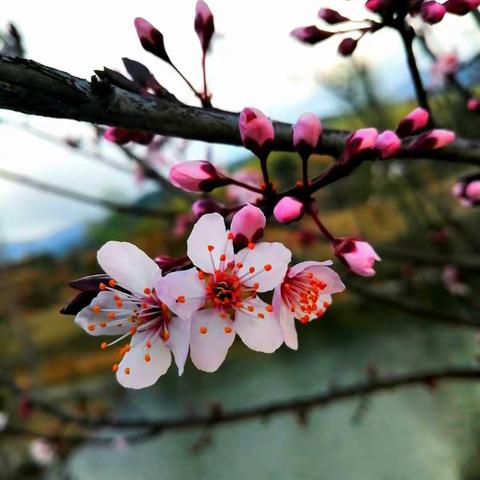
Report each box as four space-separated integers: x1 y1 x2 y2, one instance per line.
66 204 345 389
292 1 480 57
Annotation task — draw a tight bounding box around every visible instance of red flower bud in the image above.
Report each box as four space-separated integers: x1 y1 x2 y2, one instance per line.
421 1 447 23
318 8 350 24
169 161 229 192
396 107 430 137
338 37 358 56
290 26 334 45
195 1 215 52
292 112 322 156
409 129 455 150
134 17 171 64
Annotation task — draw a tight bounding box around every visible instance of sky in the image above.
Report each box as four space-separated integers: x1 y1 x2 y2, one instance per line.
0 0 479 242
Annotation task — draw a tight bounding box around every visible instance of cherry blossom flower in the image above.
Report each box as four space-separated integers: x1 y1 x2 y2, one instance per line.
74 242 204 388
334 239 381 277
273 261 345 350
173 210 291 372
30 439 57 466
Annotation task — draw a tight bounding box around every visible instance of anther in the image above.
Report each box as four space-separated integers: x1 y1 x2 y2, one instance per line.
99 282 106 291
236 262 243 269
257 313 264 319
220 254 226 262
198 271 205 280
224 326 233 334
144 353 151 362
101 342 107 350
266 305 273 312
92 305 101 313
108 312 116 320
109 279 116 288
112 364 119 372
199 326 208 334
144 287 151 295
125 368 130 375
248 242 255 250
208 245 214 252
249 267 255 274
227 232 234 240
264 264 272 271
100 321 107 328
248 305 254 312
130 327 137 335
87 324 96 332
176 295 186 304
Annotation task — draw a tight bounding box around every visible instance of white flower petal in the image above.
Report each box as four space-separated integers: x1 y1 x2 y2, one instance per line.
165 316 191 376
290 261 345 295
75 291 133 336
116 330 171 389
157 268 206 319
272 286 298 350
187 213 234 274
236 242 291 292
234 297 283 353
190 308 235 372
97 241 161 295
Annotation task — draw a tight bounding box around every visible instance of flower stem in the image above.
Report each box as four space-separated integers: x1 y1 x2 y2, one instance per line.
308 207 335 242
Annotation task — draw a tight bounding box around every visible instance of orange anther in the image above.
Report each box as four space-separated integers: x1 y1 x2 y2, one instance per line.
236 262 243 269
323 302 330 308
264 264 272 271
144 287 151 295
124 368 130 375
109 279 116 288
266 305 273 312
87 324 96 332
257 313 264 319
198 271 205 280
220 254 226 262
112 364 119 372
228 232 234 240
176 295 186 304
101 342 107 350
100 321 107 328
108 312 116 320
248 305 254 312
248 242 255 250
224 326 233 334
99 282 106 291
252 282 259 290
144 353 151 362
208 245 214 252
115 300 123 308
130 327 137 335
146 340 152 348
199 326 208 334
249 267 255 274
92 305 101 313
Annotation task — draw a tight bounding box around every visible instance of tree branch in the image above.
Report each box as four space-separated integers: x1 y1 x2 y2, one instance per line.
3 367 480 433
1 57 479 165
0 167 176 218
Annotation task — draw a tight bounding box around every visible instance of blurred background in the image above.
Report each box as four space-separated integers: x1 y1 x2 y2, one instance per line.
1 0 480 478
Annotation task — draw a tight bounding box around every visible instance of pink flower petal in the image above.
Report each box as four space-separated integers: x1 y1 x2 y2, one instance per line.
234 297 283 353
289 261 345 295
190 309 235 372
157 267 206 319
97 241 161 295
235 242 291 292
165 316 191 376
272 286 298 350
187 213 234 274
75 292 132 336
116 330 171 389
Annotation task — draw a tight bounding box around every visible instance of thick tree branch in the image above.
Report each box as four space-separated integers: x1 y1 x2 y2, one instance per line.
1 57 480 165
3 367 480 434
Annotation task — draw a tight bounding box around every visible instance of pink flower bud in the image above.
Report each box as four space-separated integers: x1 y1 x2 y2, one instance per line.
239 107 275 155
194 1 215 52
169 160 228 192
134 18 171 63
154 254 190 272
338 37 358 56
318 8 349 24
421 1 447 23
290 26 334 45
452 176 480 206
468 98 480 112
344 128 378 160
375 130 401 159
230 204 266 248
365 0 389 12
409 129 455 150
395 107 430 137
191 199 225 219
292 113 322 155
444 0 480 15
273 197 305 224
104 127 153 145
334 238 381 277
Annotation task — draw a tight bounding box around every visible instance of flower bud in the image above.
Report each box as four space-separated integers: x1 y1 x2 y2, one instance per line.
104 128 154 145
292 113 322 156
273 197 305 224
365 0 390 12
421 1 447 23
375 130 401 159
344 128 378 160
318 8 349 24
290 26 334 45
396 107 430 137
134 17 171 63
452 175 480 206
169 161 229 192
230 204 266 249
334 238 381 277
194 1 215 52
409 129 455 150
239 107 275 155
154 254 190 272
338 37 358 56
191 199 226 219
444 0 480 15
468 98 480 112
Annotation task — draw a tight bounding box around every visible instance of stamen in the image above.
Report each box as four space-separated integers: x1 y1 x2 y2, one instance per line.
99 282 107 291
124 368 130 375
101 342 107 350
92 305 101 313
264 264 272 271
248 242 255 250
109 279 116 288
199 326 208 334
224 326 233 334
144 353 151 362
144 287 151 295
176 295 186 304
266 305 273 312
112 364 119 372
87 324 96 332
208 245 214 252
